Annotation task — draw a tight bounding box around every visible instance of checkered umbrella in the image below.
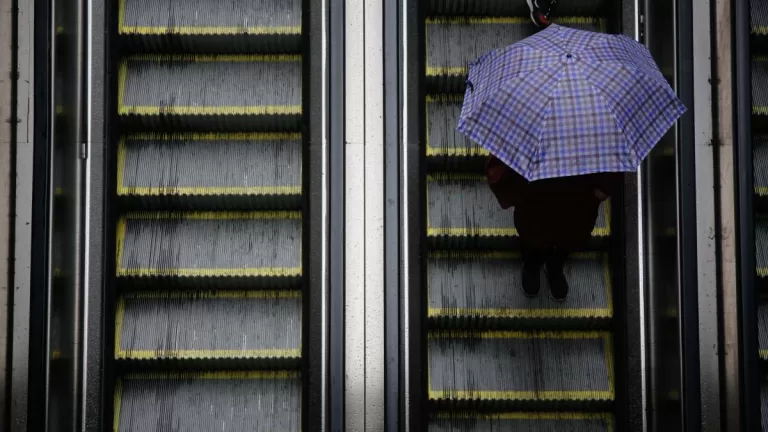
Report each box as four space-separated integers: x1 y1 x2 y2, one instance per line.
456 24 686 181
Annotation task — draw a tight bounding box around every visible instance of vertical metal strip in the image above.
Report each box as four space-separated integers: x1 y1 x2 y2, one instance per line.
734 0 759 428
329 0 345 425
83 0 105 425
344 0 365 427
10 0 35 425
691 0 721 429
304 0 330 425
364 0 386 428
401 0 423 429
713 0 742 428
383 0 400 428
674 0 702 428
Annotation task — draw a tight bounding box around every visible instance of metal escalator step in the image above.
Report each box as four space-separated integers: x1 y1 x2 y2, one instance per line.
118 133 302 209
115 291 301 365
756 216 768 279
428 412 614 431
426 94 487 171
117 211 302 288
428 251 612 328
763 375 768 432
760 301 768 360
425 17 606 91
119 0 301 53
118 55 302 131
426 0 609 19
754 135 768 200
114 371 301 431
428 330 614 408
755 57 768 116
753 0 768 36
427 174 610 249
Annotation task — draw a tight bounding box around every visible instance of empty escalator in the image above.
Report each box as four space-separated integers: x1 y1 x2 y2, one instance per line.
110 0 305 429
421 2 626 429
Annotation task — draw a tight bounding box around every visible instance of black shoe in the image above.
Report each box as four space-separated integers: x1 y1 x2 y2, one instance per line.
545 267 568 301
526 0 556 27
521 263 541 297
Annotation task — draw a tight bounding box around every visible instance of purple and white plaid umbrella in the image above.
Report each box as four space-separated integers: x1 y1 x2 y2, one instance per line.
456 23 686 181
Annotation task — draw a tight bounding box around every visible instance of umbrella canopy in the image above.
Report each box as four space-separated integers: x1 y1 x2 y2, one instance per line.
456 23 686 181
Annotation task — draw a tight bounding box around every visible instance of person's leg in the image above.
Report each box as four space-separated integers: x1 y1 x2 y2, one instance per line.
521 240 544 297
545 247 569 301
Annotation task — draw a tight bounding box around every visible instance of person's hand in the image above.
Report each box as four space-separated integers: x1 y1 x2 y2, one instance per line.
593 188 608 201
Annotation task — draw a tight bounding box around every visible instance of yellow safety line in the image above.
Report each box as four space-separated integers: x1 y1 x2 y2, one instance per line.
429 389 614 401
122 370 300 380
117 0 126 31
123 210 302 220
755 106 768 116
115 217 127 271
113 379 123 432
760 349 768 360
757 267 768 278
114 298 126 357
119 106 302 116
116 137 127 194
120 25 301 36
117 267 301 278
605 332 616 398
118 186 303 197
754 26 768 36
116 349 301 360
117 61 127 113
127 132 302 141
430 412 613 421
122 290 302 300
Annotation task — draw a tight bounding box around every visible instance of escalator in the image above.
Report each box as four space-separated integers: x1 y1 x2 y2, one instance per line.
109 0 306 429
417 1 636 429
752 0 768 428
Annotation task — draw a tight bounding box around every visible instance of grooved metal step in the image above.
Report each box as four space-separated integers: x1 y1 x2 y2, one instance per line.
428 412 614 432
115 291 301 364
425 0 609 18
425 17 606 91
426 174 610 249
116 211 302 288
114 371 301 432
756 217 768 279
755 57 768 116
428 251 613 328
118 55 302 131
118 133 302 209
426 94 487 170
428 330 614 409
118 0 302 52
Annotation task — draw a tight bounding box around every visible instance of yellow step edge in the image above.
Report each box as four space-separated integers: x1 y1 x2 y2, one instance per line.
428 390 615 401
120 370 300 380
115 349 301 360
431 412 613 421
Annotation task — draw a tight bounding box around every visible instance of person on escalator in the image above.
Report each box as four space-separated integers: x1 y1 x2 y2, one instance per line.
486 155 622 301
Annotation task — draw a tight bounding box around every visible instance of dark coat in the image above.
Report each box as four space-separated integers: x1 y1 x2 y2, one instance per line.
486 155 623 251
